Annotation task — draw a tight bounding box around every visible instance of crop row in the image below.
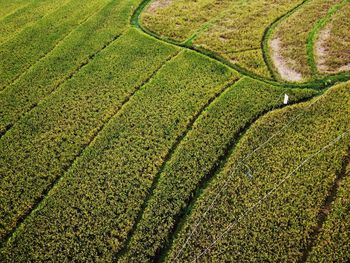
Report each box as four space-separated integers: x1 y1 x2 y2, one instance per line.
0 0 29 19
166 81 350 262
0 0 69 45
0 48 238 261
0 28 178 242
308 161 350 262
269 0 341 82
0 0 139 135
120 77 318 262
0 0 108 90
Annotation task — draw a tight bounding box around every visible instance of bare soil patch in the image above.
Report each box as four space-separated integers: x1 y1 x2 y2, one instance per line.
147 0 172 12
315 26 331 73
270 38 303 82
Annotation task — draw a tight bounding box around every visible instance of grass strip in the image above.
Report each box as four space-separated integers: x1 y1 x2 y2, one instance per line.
0 48 237 262
166 81 350 262
312 1 350 75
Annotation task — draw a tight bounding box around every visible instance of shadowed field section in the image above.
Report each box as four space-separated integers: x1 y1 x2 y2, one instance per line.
307 161 350 262
166 82 350 262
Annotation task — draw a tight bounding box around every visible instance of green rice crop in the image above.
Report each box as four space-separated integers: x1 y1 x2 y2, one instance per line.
0 48 237 262
0 0 28 18
0 0 108 90
0 0 70 45
0 0 138 136
307 162 350 262
120 77 318 262
0 28 178 241
166 81 350 262
0 0 349 261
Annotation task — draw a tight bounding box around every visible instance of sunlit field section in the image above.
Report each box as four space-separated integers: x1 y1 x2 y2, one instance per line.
0 0 139 136
269 0 342 82
1 49 237 261
0 0 108 90
166 82 350 262
141 0 305 79
193 0 304 79
0 0 349 261
315 2 350 74
120 78 318 262
0 0 70 45
308 162 350 262
140 0 233 42
0 29 178 242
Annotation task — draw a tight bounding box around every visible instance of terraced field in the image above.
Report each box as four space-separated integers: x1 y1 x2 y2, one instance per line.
0 0 349 262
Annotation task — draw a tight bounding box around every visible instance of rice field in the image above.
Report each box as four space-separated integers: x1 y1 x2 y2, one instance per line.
0 0 349 262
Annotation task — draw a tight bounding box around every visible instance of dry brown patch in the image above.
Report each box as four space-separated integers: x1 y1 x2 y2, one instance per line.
315 26 331 73
147 0 172 12
316 25 350 74
270 38 303 82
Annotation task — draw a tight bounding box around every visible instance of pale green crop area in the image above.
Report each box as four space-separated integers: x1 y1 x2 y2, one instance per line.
0 0 349 262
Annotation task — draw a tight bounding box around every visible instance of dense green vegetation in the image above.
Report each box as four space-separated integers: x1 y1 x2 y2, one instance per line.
0 0 69 45
0 0 108 90
0 0 349 261
0 28 178 241
166 82 350 262
120 78 317 262
0 0 28 18
1 49 237 261
0 0 138 136
308 161 350 262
